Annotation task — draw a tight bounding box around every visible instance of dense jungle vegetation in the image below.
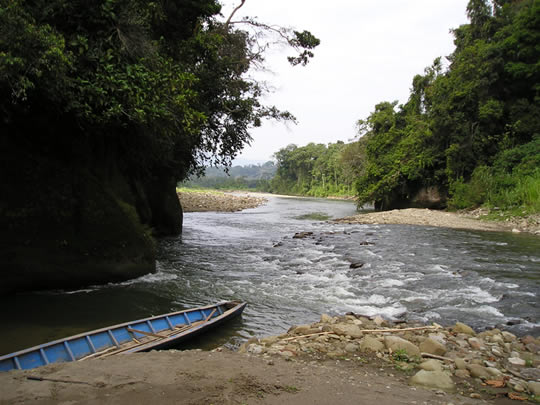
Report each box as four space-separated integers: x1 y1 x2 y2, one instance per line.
267 0 539 213
0 0 319 292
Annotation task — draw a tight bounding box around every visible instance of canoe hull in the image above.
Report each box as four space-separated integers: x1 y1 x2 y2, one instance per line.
0 301 246 372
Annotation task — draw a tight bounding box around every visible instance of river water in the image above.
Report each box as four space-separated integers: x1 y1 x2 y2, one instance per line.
1 195 539 355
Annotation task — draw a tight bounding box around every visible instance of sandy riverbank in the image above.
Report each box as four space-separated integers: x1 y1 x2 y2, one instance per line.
334 208 540 235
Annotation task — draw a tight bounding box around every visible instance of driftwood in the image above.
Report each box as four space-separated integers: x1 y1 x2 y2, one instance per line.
420 352 455 362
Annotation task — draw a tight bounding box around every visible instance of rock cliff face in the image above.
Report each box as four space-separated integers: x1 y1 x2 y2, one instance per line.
0 141 182 294
374 185 447 211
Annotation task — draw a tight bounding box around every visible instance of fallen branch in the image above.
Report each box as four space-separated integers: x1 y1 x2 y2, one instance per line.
421 352 455 362
27 376 94 386
282 325 441 341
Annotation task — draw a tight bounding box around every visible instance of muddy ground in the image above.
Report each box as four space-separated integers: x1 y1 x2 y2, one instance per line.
0 349 480 405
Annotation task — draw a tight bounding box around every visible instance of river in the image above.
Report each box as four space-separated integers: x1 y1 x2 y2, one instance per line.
1 195 539 355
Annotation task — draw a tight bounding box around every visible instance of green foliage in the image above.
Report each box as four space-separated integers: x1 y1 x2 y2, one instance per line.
183 162 276 191
350 0 539 213
270 142 355 197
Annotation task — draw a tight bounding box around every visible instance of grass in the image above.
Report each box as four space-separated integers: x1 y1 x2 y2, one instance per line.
294 212 332 221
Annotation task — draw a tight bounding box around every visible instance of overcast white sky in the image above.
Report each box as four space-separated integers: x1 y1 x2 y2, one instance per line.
219 0 470 164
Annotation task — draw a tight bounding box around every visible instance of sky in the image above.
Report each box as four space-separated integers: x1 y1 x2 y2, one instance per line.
218 0 471 164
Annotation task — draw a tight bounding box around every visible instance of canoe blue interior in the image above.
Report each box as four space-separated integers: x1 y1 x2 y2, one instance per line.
0 301 246 372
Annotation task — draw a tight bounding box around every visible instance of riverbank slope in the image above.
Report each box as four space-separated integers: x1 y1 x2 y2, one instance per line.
2 315 539 404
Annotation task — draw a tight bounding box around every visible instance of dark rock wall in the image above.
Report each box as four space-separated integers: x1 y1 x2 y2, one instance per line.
0 139 182 294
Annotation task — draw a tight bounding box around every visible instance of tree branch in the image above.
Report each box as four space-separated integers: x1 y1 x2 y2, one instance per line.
225 0 246 29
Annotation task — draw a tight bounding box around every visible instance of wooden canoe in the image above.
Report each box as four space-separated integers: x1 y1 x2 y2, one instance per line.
0 300 246 372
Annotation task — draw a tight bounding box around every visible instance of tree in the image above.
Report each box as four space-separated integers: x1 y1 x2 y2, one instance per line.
0 0 319 293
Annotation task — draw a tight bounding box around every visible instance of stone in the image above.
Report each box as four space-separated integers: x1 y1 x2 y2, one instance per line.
527 381 540 396
320 314 333 323
454 358 467 370
453 322 476 336
467 364 491 379
359 336 385 352
525 343 540 353
420 337 447 356
293 325 320 335
345 343 358 353
409 370 456 392
486 367 503 377
373 315 387 326
419 359 444 372
508 357 526 367
279 350 294 359
384 336 420 357
491 346 503 357
468 337 484 350
521 335 536 345
521 368 540 381
349 262 365 269
331 323 364 338
247 344 265 354
491 334 505 345
454 369 470 379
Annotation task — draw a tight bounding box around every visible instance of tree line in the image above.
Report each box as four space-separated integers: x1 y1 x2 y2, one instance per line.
269 0 539 214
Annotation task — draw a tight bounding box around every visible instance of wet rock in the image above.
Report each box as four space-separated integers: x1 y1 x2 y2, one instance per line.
409 370 455 392
419 337 447 356
384 336 420 356
349 262 364 269
467 364 491 379
453 322 476 336
359 336 385 352
293 231 313 239
419 359 444 372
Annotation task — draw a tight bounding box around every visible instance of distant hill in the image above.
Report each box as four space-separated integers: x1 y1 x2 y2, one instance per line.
182 162 276 190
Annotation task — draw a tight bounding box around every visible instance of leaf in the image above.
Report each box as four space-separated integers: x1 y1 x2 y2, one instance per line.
485 379 506 388
508 392 528 401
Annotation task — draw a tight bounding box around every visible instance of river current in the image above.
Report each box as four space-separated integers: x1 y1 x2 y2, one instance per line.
1 195 539 355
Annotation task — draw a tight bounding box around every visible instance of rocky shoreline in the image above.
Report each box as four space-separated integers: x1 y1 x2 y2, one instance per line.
239 314 540 403
3 315 538 404
178 189 267 212
334 208 540 235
